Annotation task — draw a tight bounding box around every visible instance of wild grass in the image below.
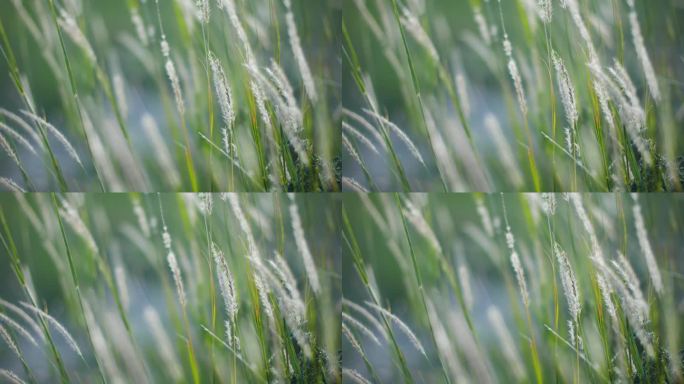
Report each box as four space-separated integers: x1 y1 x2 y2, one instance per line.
342 192 684 383
0 0 340 192
0 193 340 383
342 0 684 192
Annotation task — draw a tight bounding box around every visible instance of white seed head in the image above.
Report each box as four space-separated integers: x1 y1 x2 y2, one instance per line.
401 7 439 62
58 9 96 63
628 8 660 101
289 197 321 295
365 301 426 357
510 250 529 307
21 111 82 167
551 50 578 127
363 109 425 166
21 302 83 358
632 196 663 294
166 251 186 308
283 0 317 102
554 242 581 321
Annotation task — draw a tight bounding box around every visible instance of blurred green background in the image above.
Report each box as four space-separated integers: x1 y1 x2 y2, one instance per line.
0 193 341 382
342 193 684 381
342 0 684 190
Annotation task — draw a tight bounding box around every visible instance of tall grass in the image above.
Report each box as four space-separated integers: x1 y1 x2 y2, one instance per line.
0 0 340 192
342 192 684 383
342 0 684 192
0 193 340 382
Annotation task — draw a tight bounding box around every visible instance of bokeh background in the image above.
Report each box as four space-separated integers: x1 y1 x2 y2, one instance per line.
342 193 684 382
342 0 684 191
0 193 341 382
0 0 341 191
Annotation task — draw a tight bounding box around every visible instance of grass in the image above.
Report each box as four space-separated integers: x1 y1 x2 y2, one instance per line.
342 192 684 383
0 193 340 383
342 0 684 192
0 0 340 192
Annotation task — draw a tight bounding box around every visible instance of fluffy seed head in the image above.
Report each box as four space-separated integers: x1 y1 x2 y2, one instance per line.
289 196 321 295
632 195 663 294
166 251 186 308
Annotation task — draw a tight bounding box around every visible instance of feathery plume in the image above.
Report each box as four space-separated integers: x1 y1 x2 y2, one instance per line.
0 122 37 155
20 303 82 358
626 2 660 101
365 301 427 357
130 7 148 46
342 368 372 384
166 251 186 308
0 369 25 384
505 224 529 307
503 34 527 117
227 194 260 260
0 299 44 341
197 0 210 24
22 111 82 166
211 243 238 326
0 109 42 149
551 50 578 127
400 7 439 62
342 322 366 357
343 134 364 168
0 313 36 348
363 108 425 166
343 299 386 338
161 36 185 116
343 108 387 151
0 134 21 168
0 324 21 358
473 6 491 45
208 51 235 156
403 199 442 254
289 195 321 295
342 177 369 192
342 312 381 346
58 9 96 63
343 121 379 155
536 0 552 24
554 242 581 321
59 199 98 253
631 195 663 294
283 0 317 101
475 197 494 237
